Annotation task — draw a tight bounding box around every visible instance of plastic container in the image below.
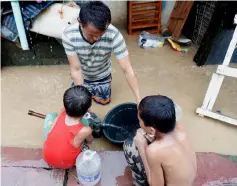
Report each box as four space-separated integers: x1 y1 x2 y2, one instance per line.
174 103 183 121
138 31 165 48
76 150 101 186
43 112 58 141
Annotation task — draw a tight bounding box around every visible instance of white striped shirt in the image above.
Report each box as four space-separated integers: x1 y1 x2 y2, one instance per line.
62 23 129 81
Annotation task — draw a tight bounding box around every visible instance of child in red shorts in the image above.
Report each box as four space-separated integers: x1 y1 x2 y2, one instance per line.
43 85 93 169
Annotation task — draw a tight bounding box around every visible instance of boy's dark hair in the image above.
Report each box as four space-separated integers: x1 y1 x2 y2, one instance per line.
79 1 111 31
63 86 92 118
139 95 176 133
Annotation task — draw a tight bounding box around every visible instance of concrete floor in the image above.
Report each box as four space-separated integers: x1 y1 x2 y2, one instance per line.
2 146 237 186
2 34 237 155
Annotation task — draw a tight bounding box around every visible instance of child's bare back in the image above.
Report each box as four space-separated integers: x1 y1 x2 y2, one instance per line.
124 95 196 186
148 123 197 186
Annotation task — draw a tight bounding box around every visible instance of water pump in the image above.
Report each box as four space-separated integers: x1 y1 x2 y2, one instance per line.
82 112 103 138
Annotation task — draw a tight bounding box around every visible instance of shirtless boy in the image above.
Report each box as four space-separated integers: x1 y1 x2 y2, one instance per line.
123 95 197 186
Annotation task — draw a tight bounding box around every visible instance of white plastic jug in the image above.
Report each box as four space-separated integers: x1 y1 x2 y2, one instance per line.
174 103 183 121
76 150 101 186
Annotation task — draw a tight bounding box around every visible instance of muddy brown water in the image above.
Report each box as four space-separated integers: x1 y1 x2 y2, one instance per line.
2 34 237 155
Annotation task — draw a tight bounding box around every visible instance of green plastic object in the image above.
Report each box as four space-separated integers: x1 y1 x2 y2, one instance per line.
43 112 89 141
81 117 90 126
43 112 58 141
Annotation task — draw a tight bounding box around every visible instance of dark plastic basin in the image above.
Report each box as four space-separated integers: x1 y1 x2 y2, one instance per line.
103 103 140 144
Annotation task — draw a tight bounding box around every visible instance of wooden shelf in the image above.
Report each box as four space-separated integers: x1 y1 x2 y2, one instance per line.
132 23 158 29
132 9 159 16
132 17 159 23
127 1 162 35
132 2 157 8
128 27 159 35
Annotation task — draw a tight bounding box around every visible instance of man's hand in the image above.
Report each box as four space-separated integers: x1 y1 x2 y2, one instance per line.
134 128 148 150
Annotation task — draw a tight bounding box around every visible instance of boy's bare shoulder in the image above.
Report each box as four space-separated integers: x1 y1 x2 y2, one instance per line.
146 145 161 166
146 141 167 161
78 126 92 134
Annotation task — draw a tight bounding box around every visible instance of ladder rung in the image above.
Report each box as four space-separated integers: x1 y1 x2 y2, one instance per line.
132 17 159 23
131 10 159 16
131 23 158 29
129 28 159 35
132 2 158 9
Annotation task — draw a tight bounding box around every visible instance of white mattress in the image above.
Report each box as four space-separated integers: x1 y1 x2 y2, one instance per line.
30 3 80 39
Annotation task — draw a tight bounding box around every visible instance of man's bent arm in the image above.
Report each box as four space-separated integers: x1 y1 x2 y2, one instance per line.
62 31 83 86
67 55 84 86
118 56 141 103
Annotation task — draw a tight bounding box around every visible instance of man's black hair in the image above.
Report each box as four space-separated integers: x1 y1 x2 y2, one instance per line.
79 1 111 31
63 85 92 118
139 95 176 133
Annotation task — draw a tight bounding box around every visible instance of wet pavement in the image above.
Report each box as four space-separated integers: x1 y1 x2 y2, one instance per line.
1 146 237 186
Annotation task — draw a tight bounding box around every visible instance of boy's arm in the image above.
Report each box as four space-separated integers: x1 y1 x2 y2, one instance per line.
73 126 92 148
146 147 165 186
137 144 151 181
134 130 151 182
85 134 93 144
137 143 164 186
